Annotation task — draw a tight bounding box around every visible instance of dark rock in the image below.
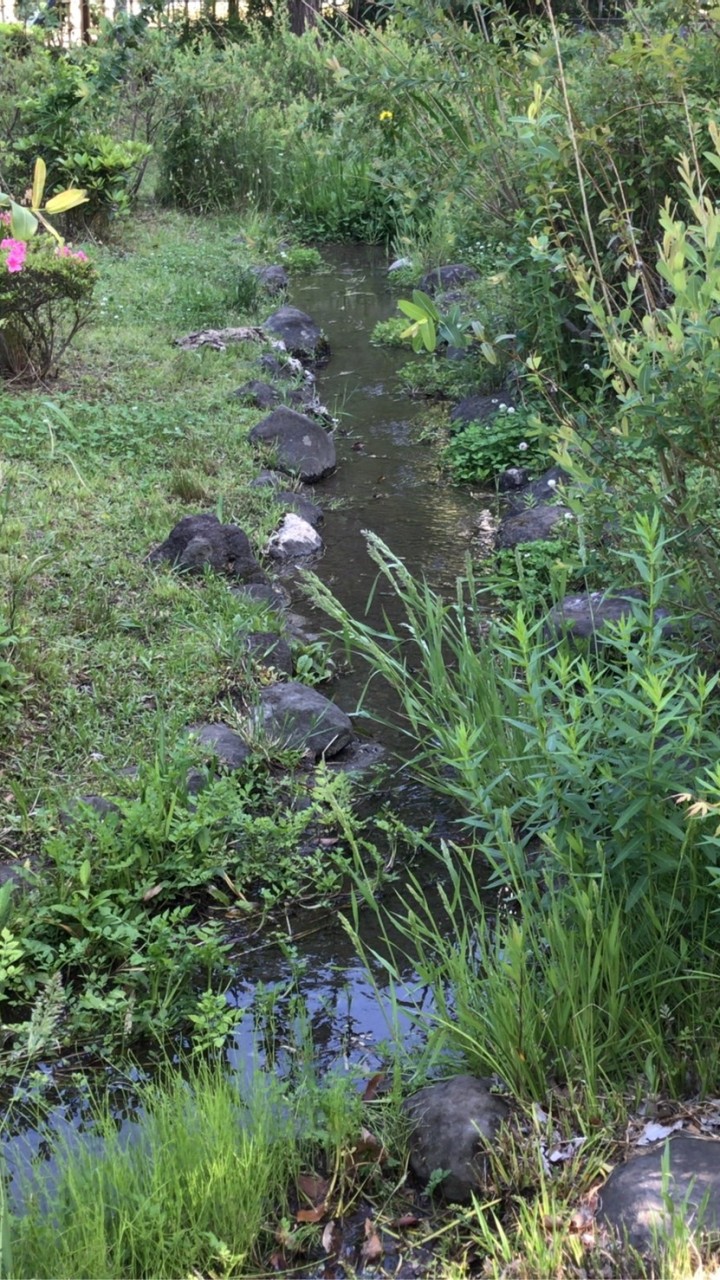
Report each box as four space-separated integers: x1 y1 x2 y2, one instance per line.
503 466 570 514
404 1076 509 1203
420 264 479 296
497 466 530 492
231 582 289 611
267 513 323 559
495 504 573 549
259 352 306 381
249 407 336 483
250 469 284 489
255 682 354 758
148 513 260 581
450 392 516 431
0 858 36 889
234 380 281 411
326 739 386 774
545 587 673 644
251 264 289 295
186 723 251 771
264 306 330 365
186 767 210 796
243 631 293 677
272 490 324 528
598 1134 720 1253
60 794 122 830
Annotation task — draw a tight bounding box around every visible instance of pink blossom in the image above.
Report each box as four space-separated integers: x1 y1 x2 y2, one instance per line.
55 244 89 263
0 212 11 226
1 238 27 273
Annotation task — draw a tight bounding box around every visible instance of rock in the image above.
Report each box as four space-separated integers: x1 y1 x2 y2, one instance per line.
545 587 673 644
255 683 354 758
234 380 281 411
264 306 330 365
60 794 122 830
497 466 530 492
503 466 570 514
243 631 293 677
326 739 386 775
420 264 479 296
267 513 323 560
495 504 573 549
598 1134 720 1254
148 513 261 581
251 264 289 295
250 469 285 489
186 723 251 771
249 407 336 483
259 352 307 381
231 582 289 611
272 490 324 528
0 858 37 889
450 392 515 431
404 1076 509 1203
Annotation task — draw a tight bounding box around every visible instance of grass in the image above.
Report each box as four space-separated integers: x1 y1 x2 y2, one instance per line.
1 209 302 838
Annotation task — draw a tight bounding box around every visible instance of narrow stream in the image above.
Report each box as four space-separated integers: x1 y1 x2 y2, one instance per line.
2 245 485 1187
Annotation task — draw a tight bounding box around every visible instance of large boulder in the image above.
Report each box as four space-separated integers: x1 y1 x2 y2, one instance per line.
544 588 673 644
147 513 261 581
598 1134 720 1254
254 683 354 758
404 1076 509 1203
267 513 323 560
495 504 573 549
249 407 336 482
264 306 330 365
420 264 479 295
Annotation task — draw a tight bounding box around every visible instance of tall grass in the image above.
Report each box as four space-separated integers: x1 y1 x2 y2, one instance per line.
10 1065 297 1279
310 514 720 1098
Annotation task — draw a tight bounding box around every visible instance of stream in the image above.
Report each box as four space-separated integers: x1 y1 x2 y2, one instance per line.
2 244 486 1185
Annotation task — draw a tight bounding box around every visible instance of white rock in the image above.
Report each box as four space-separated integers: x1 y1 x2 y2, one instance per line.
266 513 323 560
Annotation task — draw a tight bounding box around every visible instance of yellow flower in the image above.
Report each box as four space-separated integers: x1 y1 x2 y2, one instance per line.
379 110 394 122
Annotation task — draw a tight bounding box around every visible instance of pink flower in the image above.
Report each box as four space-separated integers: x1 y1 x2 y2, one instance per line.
56 244 89 263
0 212 11 226
1 238 27 273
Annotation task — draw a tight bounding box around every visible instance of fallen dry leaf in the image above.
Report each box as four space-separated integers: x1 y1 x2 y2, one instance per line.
362 1072 386 1102
296 1203 328 1224
297 1173 330 1205
392 1213 421 1229
361 1217 384 1264
321 1220 343 1256
142 884 164 902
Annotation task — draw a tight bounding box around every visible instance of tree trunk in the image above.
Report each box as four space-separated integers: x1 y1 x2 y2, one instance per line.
288 0 320 34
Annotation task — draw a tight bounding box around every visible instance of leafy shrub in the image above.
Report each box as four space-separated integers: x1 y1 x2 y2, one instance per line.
0 234 96 380
443 405 548 484
59 135 152 227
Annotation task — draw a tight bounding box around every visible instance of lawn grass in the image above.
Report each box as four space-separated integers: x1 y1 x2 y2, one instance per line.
1 209 295 841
